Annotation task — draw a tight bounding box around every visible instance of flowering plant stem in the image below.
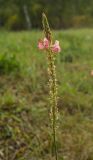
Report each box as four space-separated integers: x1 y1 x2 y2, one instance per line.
42 13 58 160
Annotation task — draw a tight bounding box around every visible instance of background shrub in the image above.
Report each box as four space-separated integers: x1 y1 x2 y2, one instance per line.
0 53 21 75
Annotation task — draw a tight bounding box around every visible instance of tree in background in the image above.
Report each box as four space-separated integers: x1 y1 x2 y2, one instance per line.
0 0 93 30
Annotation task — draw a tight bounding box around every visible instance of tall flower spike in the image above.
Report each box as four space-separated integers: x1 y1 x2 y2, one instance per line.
42 13 60 160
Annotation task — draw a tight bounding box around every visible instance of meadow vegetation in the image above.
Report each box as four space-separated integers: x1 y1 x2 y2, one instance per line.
0 29 93 160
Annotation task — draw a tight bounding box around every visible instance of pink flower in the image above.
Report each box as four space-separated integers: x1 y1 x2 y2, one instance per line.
38 38 49 50
38 38 61 53
51 40 61 53
43 38 49 49
38 40 44 50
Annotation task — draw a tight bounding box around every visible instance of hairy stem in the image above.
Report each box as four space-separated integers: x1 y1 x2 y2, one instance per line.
47 51 58 160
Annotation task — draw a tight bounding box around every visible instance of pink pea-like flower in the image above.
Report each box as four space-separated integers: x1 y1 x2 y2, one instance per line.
38 40 44 50
38 38 61 53
43 38 49 49
38 38 49 50
51 40 61 53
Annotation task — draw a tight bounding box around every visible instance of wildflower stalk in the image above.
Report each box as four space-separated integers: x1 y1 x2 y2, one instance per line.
42 13 58 160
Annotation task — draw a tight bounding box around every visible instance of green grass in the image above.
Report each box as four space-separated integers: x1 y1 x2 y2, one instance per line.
0 29 93 160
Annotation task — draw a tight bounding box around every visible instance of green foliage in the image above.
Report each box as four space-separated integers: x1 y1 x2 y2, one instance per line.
5 14 22 30
0 53 21 75
0 0 93 29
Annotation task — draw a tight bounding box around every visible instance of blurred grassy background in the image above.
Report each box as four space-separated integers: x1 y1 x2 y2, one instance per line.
0 29 93 159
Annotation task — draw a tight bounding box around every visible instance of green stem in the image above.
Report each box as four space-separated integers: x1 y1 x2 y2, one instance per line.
52 99 58 160
48 51 58 160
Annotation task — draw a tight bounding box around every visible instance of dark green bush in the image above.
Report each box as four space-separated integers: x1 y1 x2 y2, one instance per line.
0 53 21 75
63 53 73 63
